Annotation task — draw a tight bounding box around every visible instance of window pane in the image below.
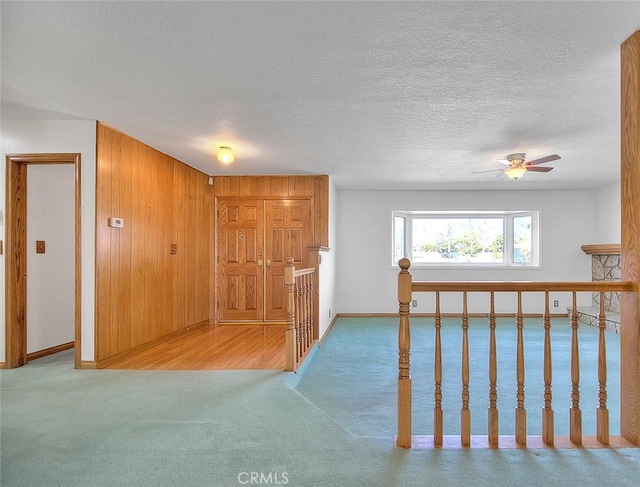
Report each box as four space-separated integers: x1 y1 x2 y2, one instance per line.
412 218 504 263
394 216 405 264
513 215 532 264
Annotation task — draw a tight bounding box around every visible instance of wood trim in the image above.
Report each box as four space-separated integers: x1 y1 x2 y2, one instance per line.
219 321 287 326
4 153 80 164
80 361 98 369
621 29 640 446
337 313 399 318
75 153 82 369
308 245 330 252
5 153 81 369
27 341 74 361
0 362 5 369
314 175 329 247
581 244 621 255
5 157 27 368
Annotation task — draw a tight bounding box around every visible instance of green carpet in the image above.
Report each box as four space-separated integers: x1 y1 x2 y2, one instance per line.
1 317 638 487
296 317 621 437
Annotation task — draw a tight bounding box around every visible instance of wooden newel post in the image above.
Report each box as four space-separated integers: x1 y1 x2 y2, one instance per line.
621 30 640 446
397 258 412 448
285 257 296 372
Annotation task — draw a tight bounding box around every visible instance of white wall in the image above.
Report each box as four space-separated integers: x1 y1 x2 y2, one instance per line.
26 165 75 353
1 120 96 362
594 181 621 244
336 189 596 314
318 177 338 340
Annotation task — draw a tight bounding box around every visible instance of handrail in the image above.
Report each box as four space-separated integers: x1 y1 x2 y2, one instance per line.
411 281 636 293
294 267 316 277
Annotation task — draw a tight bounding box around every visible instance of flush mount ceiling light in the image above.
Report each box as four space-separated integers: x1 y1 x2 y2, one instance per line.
217 146 234 164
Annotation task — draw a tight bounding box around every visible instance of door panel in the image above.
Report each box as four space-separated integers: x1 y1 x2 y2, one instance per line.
265 199 312 321
218 199 264 321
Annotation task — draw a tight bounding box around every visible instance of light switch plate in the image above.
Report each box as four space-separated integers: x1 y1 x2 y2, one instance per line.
36 240 46 254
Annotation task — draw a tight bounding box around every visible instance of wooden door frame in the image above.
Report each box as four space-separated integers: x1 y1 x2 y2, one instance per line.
5 153 82 369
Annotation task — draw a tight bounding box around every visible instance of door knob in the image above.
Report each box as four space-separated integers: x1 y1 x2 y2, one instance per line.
257 259 263 267
266 260 271 267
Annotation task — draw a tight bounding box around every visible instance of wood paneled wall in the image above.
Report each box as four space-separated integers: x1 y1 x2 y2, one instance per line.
96 123 213 363
214 175 329 247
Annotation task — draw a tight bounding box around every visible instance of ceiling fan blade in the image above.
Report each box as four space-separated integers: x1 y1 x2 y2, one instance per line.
496 159 511 166
526 154 560 166
526 166 554 172
472 168 505 174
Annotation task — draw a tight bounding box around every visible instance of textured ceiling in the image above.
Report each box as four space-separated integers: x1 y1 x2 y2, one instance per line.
2 1 639 190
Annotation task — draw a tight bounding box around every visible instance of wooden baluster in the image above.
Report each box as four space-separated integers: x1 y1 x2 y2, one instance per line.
434 291 443 447
296 280 302 360
542 292 554 446
284 258 296 371
515 291 527 446
307 278 313 349
570 291 582 445
299 275 306 355
397 259 412 448
597 292 609 445
299 275 305 354
488 292 499 447
461 292 471 447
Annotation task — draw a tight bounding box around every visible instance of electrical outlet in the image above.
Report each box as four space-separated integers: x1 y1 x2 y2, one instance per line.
553 300 559 308
412 300 417 307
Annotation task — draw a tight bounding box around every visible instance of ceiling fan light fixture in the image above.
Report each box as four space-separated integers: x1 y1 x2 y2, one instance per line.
217 146 234 164
505 166 527 180
506 153 526 166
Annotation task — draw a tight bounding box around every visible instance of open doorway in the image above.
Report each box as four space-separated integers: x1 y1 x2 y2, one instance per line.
5 153 81 368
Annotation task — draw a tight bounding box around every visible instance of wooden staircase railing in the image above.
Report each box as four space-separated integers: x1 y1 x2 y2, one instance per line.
397 258 638 449
285 257 317 371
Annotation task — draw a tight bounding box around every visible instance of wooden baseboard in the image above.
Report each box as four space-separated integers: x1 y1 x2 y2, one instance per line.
27 341 74 361
0 362 5 369
80 361 98 369
219 321 287 327
337 313 398 318
96 320 211 368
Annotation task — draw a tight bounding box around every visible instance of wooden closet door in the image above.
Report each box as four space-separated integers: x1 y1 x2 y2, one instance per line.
265 199 312 321
218 199 264 321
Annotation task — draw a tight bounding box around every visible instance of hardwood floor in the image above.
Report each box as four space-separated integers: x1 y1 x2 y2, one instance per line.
103 324 286 370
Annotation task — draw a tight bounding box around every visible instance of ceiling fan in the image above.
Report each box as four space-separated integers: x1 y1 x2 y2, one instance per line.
473 153 561 180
